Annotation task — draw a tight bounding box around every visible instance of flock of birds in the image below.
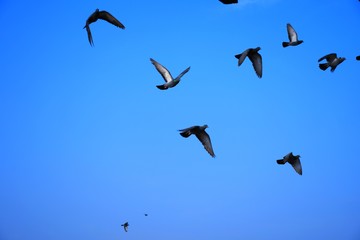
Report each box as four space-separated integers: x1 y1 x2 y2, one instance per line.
82 0 359 234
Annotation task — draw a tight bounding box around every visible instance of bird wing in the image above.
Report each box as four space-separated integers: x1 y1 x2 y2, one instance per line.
178 126 196 138
248 52 262 78
235 49 250 67
85 24 94 46
175 66 191 80
98 11 125 29
195 130 215 157
287 23 298 42
288 157 302 175
150 58 173 83
318 53 337 62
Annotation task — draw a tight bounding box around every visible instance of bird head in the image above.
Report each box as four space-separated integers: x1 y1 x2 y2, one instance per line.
203 124 209 129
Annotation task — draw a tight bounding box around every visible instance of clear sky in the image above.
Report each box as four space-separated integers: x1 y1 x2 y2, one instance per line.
1 0 360 239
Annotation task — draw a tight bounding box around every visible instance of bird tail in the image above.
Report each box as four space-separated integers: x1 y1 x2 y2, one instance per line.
319 63 329 71
156 84 167 90
179 131 192 138
276 159 285 165
282 42 289 48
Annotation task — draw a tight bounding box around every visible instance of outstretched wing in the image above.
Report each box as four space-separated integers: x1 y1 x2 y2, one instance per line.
150 58 173 83
248 52 262 78
287 23 298 42
98 10 125 29
318 53 337 62
195 130 215 157
235 48 250 67
175 66 190 80
288 157 302 175
85 24 94 46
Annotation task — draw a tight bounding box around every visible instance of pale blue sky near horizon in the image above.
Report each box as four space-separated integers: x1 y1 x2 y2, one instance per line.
1 0 360 240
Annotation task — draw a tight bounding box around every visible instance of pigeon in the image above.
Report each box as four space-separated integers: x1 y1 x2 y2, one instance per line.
150 58 190 90
219 0 238 4
282 23 303 47
84 9 125 46
235 47 262 78
144 214 148 216
178 125 215 158
121 222 129 232
318 53 345 72
276 152 302 175
356 56 360 60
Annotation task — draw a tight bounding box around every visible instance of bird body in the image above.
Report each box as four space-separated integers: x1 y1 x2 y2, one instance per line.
318 53 345 72
282 23 303 47
276 152 302 175
235 47 262 78
84 9 125 46
121 222 129 232
179 125 215 158
150 58 190 90
219 0 238 4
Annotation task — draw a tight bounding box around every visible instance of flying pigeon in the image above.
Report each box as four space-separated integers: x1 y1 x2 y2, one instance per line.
356 56 360 60
121 222 129 232
219 0 238 4
84 9 125 46
276 152 302 175
235 47 263 78
318 53 345 72
178 125 215 158
282 23 303 47
150 58 190 90
144 214 148 216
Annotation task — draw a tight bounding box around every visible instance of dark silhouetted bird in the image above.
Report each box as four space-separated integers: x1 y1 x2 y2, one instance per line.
179 125 215 158
356 56 360 60
150 58 190 90
219 0 238 4
144 213 148 216
121 222 129 232
84 9 125 46
235 47 262 78
282 23 303 47
276 152 302 175
318 53 345 72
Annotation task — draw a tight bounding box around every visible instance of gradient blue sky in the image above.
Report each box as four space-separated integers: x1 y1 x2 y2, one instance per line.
1 0 360 239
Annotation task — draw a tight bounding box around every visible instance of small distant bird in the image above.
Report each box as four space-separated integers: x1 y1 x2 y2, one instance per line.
178 125 215 158
356 56 360 60
121 222 129 232
150 58 190 90
235 47 262 78
84 9 125 46
219 0 238 4
276 152 302 175
282 23 303 47
318 53 345 72
144 214 148 216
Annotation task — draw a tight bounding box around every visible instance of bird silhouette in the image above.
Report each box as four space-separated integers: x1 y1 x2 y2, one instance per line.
179 125 215 158
282 23 303 47
356 56 360 60
276 152 302 175
150 58 190 90
121 222 129 232
219 0 238 4
235 47 263 78
318 53 345 72
84 9 125 46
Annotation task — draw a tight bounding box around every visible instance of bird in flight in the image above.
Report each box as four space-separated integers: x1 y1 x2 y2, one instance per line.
276 152 302 175
356 56 360 61
150 58 190 90
121 222 129 232
84 9 125 46
235 47 263 78
318 53 345 72
219 0 238 4
179 125 215 158
282 23 303 47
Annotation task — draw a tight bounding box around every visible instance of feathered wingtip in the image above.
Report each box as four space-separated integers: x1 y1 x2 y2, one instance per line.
282 42 289 48
319 63 329 71
156 85 167 90
234 53 242 59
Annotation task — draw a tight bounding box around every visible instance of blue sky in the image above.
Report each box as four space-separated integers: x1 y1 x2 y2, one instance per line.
1 0 360 239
